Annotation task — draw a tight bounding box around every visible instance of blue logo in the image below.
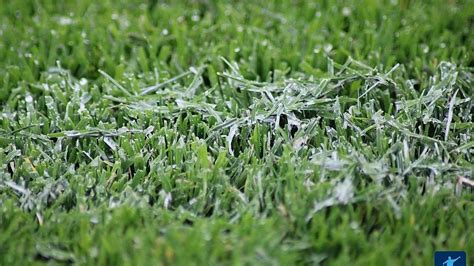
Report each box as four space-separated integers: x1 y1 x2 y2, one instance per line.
434 251 466 266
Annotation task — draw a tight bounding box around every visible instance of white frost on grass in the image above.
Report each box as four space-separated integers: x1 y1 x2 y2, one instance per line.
57 16 74 26
306 178 354 221
333 178 354 204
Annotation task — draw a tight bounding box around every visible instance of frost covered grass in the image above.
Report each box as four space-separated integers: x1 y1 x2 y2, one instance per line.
0 0 473 265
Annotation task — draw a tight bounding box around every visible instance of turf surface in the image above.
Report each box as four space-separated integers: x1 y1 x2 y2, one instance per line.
0 0 473 265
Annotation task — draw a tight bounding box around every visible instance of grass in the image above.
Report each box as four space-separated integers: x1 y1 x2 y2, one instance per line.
0 0 473 265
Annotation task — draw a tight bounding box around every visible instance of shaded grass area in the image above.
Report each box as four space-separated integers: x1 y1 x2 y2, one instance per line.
0 0 473 265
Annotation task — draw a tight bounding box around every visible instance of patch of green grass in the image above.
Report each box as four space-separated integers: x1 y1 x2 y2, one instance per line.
0 0 473 265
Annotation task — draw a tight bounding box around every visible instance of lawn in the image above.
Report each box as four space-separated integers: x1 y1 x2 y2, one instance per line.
0 0 473 265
